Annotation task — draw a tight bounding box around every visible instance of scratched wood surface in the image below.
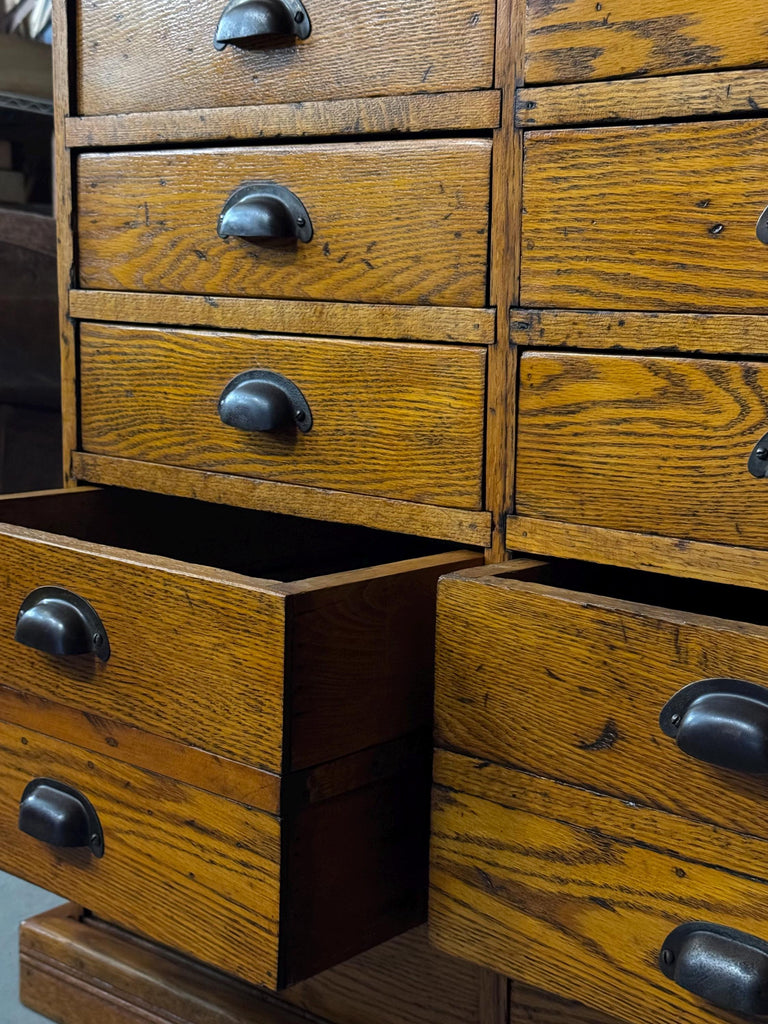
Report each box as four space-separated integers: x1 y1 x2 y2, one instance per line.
524 0 768 84
76 140 491 308
75 0 496 116
79 323 487 508
516 351 768 548
431 748 764 1024
521 119 768 313
0 719 283 988
436 564 768 836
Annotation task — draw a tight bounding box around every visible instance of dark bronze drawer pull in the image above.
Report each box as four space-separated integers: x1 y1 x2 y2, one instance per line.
660 677 768 773
660 922 768 1015
15 586 111 662
217 183 313 244
18 778 104 858
214 0 311 50
218 370 313 433
748 432 768 477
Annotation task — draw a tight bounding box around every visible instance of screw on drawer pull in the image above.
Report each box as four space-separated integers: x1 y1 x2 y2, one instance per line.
660 922 768 1016
18 778 104 858
217 183 313 244
218 370 313 434
15 587 111 662
660 678 768 773
214 0 310 50
748 432 768 477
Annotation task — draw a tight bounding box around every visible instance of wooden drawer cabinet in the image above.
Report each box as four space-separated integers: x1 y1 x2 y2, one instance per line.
75 0 497 116
78 323 487 509
431 561 768 1022
521 118 768 314
515 350 768 548
77 140 492 308
523 0 768 85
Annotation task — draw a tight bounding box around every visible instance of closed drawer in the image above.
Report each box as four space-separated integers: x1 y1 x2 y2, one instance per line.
0 486 477 777
524 0 768 85
521 119 768 313
0 719 428 989
435 559 768 837
516 350 768 548
77 140 491 308
431 748 768 1024
75 0 496 117
78 323 487 509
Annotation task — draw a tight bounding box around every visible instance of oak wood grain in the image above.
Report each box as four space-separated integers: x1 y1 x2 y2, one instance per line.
516 351 768 548
76 0 495 116
431 749 767 1024
65 90 501 148
524 0 768 84
436 564 768 837
521 119 768 313
516 67 768 128
512 309 768 357
77 140 491 308
506 515 768 591
508 984 628 1024
20 909 495 1024
79 323 487 508
0 720 283 988
69 290 496 346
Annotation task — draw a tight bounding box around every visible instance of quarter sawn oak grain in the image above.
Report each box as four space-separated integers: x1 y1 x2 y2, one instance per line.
79 323 487 508
77 140 491 308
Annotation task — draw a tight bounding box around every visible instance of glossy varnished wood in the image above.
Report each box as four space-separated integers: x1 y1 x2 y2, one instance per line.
521 119 768 313
432 748 767 1024
66 90 501 148
512 309 768 357
20 909 501 1024
516 67 768 128
69 291 496 345
75 0 496 116
524 0 768 84
77 141 491 308
79 323 486 508
0 719 283 987
436 563 768 836
516 351 768 548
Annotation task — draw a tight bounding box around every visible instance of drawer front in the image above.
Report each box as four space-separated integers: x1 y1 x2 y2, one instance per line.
0 520 285 771
516 350 768 548
0 720 281 987
521 119 768 313
435 563 768 837
524 0 768 85
77 141 491 308
431 749 768 1024
79 323 487 508
75 0 496 116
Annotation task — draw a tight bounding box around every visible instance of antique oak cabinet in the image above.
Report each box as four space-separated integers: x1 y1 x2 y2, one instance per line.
8 0 768 1023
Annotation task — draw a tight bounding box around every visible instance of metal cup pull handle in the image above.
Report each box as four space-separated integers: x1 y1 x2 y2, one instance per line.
214 0 310 49
217 183 313 243
218 370 313 433
659 677 768 773
15 586 110 662
19 778 104 857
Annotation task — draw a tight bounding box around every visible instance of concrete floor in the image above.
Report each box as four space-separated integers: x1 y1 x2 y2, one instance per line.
0 873 61 1024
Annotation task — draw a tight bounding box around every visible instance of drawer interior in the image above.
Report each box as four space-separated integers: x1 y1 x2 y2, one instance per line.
495 558 768 627
0 487 453 581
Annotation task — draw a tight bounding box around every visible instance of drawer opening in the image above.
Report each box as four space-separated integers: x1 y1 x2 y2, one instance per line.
0 486 455 582
496 558 768 627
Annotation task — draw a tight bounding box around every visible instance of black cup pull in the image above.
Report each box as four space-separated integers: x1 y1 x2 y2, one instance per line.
749 431 768 477
214 0 310 50
19 778 104 857
660 922 768 1015
15 586 110 662
217 183 312 243
659 677 768 774
218 370 312 434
